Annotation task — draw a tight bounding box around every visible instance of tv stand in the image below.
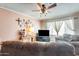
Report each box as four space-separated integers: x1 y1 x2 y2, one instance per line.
36 36 50 42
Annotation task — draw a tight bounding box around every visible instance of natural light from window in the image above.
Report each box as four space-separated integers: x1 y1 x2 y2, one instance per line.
47 19 74 36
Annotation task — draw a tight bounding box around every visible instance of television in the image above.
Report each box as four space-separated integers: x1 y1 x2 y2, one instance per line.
38 30 49 36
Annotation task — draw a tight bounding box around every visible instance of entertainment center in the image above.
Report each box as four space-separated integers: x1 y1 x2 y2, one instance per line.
36 30 50 42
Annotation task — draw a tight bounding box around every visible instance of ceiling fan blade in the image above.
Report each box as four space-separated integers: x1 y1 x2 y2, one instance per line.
47 3 57 9
37 3 42 8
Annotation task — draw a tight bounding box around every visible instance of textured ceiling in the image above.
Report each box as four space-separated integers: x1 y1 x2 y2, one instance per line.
0 3 79 20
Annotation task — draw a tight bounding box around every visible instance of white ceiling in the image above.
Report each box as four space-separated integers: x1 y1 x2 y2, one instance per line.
0 3 79 20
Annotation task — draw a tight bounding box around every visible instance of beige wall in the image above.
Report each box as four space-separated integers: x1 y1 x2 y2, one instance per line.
0 8 40 41
39 20 47 30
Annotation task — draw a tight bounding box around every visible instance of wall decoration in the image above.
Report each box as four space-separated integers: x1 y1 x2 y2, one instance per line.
16 18 34 42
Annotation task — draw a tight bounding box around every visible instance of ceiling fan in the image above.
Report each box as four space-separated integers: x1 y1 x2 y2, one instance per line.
32 3 57 15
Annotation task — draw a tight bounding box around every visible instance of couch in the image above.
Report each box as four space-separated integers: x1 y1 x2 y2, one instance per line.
55 34 79 55
0 41 75 56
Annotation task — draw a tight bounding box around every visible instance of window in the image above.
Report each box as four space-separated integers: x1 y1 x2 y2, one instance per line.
47 19 74 36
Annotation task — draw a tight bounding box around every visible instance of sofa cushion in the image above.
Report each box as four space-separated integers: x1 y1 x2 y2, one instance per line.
71 35 79 41
56 34 72 42
63 34 72 42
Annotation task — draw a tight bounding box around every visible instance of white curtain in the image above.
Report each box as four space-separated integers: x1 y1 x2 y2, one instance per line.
47 21 63 36
47 19 74 36
64 20 74 34
52 21 63 36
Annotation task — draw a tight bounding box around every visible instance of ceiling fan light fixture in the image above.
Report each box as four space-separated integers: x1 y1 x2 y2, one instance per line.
33 3 57 16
